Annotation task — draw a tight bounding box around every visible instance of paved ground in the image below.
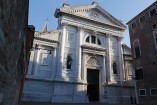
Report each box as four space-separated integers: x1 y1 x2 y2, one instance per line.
22 102 137 105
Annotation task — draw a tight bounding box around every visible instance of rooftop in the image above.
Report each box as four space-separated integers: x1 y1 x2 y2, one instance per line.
127 1 157 24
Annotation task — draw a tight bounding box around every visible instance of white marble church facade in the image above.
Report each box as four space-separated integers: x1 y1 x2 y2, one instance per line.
22 2 135 104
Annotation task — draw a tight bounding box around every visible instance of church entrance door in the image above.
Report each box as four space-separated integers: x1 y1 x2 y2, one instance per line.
87 69 99 102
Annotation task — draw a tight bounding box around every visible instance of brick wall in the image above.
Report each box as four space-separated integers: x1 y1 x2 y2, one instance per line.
0 0 29 105
127 1 157 104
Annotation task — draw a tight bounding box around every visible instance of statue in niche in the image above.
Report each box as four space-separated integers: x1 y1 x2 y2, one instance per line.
113 62 117 74
67 54 72 69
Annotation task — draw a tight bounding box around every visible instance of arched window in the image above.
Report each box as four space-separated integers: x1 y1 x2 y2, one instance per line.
85 35 101 45
97 38 101 45
133 39 141 58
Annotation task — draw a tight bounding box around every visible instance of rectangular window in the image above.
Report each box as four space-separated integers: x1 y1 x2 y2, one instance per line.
41 53 48 65
128 65 133 76
91 36 96 44
66 54 72 70
140 16 145 23
86 36 90 42
135 68 143 80
135 46 141 58
150 8 156 17
150 89 157 96
139 89 146 96
132 22 136 29
156 38 157 45
152 23 157 29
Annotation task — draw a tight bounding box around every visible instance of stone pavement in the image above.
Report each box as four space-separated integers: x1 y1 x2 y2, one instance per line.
22 102 137 105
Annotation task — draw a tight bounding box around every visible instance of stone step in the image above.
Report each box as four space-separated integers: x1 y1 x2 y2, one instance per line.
22 102 137 105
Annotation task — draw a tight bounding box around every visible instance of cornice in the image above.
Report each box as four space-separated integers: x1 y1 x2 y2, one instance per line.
34 37 59 44
55 3 126 30
35 30 61 37
69 8 91 13
95 5 126 28
82 45 106 52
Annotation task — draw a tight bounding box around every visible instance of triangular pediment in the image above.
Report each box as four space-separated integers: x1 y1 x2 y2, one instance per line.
71 8 114 25
55 2 126 29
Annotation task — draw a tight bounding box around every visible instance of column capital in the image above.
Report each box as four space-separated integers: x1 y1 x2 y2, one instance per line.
77 25 84 30
34 44 41 49
61 22 68 28
106 34 111 38
93 30 97 36
118 36 123 41
102 54 106 57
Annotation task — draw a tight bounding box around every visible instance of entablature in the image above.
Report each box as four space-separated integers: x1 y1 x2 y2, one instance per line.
33 37 59 48
82 45 106 56
61 16 123 37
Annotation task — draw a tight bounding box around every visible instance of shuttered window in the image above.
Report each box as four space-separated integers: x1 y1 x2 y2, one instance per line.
135 68 143 80
150 8 156 17
135 46 141 58
139 89 146 96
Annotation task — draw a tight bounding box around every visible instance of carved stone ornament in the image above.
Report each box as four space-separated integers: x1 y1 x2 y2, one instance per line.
86 55 102 67
90 11 99 19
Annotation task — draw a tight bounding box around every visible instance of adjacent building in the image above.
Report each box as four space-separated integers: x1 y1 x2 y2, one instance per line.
127 1 157 104
0 0 30 105
18 25 35 105
22 2 135 104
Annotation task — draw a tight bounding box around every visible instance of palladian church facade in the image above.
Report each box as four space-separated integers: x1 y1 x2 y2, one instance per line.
23 2 135 104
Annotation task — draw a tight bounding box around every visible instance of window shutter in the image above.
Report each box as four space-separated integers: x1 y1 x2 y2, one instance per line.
135 46 140 58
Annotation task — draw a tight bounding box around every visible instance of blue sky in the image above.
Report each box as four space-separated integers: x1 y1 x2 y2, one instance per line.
29 0 156 46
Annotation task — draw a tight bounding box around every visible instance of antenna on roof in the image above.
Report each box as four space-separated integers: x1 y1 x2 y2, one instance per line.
42 18 48 33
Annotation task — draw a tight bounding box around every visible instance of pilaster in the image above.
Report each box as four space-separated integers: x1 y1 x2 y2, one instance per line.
118 36 124 82
76 26 84 79
27 49 35 75
102 55 107 83
106 34 111 82
81 53 87 81
56 23 67 77
100 55 106 102
34 46 41 76
51 48 56 79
